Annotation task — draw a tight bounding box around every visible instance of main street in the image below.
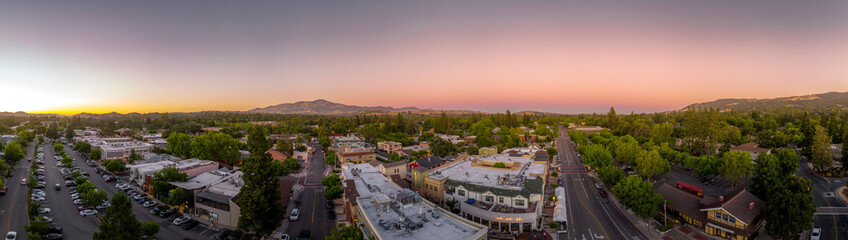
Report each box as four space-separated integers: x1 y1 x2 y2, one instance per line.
0 143 34 237
556 126 645 240
796 155 848 240
285 140 334 240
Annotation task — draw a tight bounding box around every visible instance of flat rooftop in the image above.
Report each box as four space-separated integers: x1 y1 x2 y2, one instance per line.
342 163 487 240
429 154 546 191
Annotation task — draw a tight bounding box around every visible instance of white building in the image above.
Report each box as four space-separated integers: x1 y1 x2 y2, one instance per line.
341 163 487 240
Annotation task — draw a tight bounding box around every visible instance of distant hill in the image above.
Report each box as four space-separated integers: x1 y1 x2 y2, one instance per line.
684 91 848 112
248 99 481 115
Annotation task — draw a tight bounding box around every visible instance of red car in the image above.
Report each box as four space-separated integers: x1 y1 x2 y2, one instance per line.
0 186 7 195
78 206 94 211
104 176 117 182
598 189 608 198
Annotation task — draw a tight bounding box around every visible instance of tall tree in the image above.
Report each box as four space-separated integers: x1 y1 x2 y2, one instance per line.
46 123 60 140
433 112 452 134
192 132 241 165
750 153 781 199
166 133 193 159
326 224 365 240
773 148 800 176
2 142 24 164
236 126 283 237
167 188 190 206
810 125 832 171
612 175 664 219
842 122 848 166
799 112 815 149
427 135 457 157
765 176 816 240
94 193 142 240
608 107 618 130
650 123 674 145
150 167 187 199
718 151 754 184
634 150 669 179
614 141 641 165
247 126 272 155
90 148 102 161
65 126 74 140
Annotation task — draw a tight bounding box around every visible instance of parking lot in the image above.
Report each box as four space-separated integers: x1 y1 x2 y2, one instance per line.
43 143 223 240
663 164 746 197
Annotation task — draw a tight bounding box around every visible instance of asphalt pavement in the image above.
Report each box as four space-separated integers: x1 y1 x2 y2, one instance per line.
556 126 646 240
0 142 34 238
284 141 335 240
796 155 848 240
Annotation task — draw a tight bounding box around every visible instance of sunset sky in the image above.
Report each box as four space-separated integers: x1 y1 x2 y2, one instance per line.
1 1 847 114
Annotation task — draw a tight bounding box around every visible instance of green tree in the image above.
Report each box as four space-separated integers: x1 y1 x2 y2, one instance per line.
276 141 294 156
319 136 330 149
568 130 588 146
90 148 102 161
325 150 338 165
139 221 160 239
612 175 663 219
614 141 641 165
326 224 365 240
94 193 142 240
750 153 781 199
236 126 284 237
46 123 60 140
322 173 344 200
650 123 674 145
634 150 668 179
65 126 75 140
247 126 272 155
53 142 63 153
578 144 612 169
2 142 24 164
192 132 241 165
718 151 754 184
842 124 848 166
773 148 800 177
61 156 73 167
607 107 618 130
25 217 50 236
74 142 92 155
104 159 126 172
597 165 625 186
799 112 815 149
166 132 193 159
82 189 108 207
150 167 188 199
466 146 479 155
128 149 141 163
546 147 558 158
427 135 457 157
167 188 190 206
810 125 832 171
433 112 452 134
765 176 816 240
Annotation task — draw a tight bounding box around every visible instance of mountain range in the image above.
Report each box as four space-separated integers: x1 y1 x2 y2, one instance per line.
683 91 848 112
248 99 483 115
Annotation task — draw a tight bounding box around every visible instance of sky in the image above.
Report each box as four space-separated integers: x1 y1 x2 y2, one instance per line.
1 0 847 114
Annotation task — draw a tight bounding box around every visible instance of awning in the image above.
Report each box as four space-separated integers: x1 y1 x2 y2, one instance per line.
553 187 567 222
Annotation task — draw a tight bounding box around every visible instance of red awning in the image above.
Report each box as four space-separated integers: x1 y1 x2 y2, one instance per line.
676 181 703 193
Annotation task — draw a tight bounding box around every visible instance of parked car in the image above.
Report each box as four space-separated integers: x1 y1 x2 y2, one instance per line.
73 199 83 205
158 209 174 218
290 208 300 221
5 231 15 240
31 196 46 202
811 228 822 240
328 210 336 220
46 224 62 234
181 220 199 230
297 230 311 240
151 206 165 215
104 176 117 182
279 234 289 240
41 233 63 240
79 210 98 216
326 201 333 209
594 183 603 189
215 230 231 240
173 215 191 225
38 208 51 214
167 214 180 222
227 230 243 240
0 187 6 195
598 189 608 198
143 201 157 208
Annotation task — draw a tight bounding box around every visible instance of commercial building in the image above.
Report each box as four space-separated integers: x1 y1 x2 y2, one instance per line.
424 150 549 233
99 141 154 160
331 133 366 149
194 171 244 229
377 141 403 153
341 163 488 240
655 183 765 240
128 158 219 189
338 150 377 164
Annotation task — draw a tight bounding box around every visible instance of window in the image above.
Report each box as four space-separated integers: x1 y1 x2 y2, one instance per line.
458 190 465 196
515 199 524 206
485 195 494 202
499 197 504 203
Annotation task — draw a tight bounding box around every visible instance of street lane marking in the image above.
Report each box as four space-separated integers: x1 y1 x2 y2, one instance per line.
572 177 610 240
311 188 317 223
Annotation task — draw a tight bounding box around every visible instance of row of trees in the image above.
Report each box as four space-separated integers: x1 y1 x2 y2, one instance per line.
167 132 242 165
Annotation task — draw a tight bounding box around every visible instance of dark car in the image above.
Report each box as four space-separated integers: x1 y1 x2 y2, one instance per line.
326 201 333 209
158 209 174 218
64 181 76 187
167 213 180 222
47 224 63 234
699 177 714 185
41 233 63 240
151 206 165 215
328 210 336 220
297 230 311 240
598 189 608 198
227 230 243 240
215 230 232 240
181 220 199 230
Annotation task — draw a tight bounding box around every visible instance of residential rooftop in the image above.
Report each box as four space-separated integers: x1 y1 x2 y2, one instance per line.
429 154 546 191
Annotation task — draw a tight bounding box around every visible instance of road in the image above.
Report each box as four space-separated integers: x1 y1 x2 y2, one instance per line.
556 126 646 240
56 142 218 240
285 141 334 240
796 155 848 240
0 142 34 237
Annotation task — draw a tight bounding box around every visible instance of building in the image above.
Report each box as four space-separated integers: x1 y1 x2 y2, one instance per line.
425 152 549 233
267 149 289 162
570 125 604 134
729 142 770 159
170 170 234 209
292 151 309 161
338 150 376 164
128 158 219 189
478 147 497 156
409 156 446 171
368 160 408 180
331 133 366 149
99 141 154 160
341 163 488 240
377 141 403 153
194 171 243 229
655 183 764 240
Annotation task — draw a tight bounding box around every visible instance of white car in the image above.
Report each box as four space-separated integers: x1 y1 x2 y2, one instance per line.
31 196 46 202
279 234 289 240
173 215 190 225
73 199 83 205
32 192 46 197
143 201 157 208
20 178 25 185
38 208 51 214
79 209 98 216
811 228 821 240
42 217 53 223
5 231 15 240
290 208 300 221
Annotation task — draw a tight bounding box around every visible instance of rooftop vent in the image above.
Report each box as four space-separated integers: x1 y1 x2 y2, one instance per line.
748 202 755 210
